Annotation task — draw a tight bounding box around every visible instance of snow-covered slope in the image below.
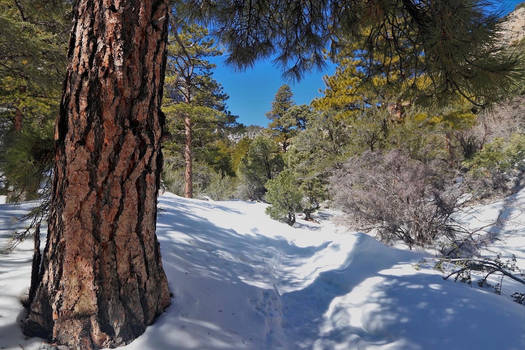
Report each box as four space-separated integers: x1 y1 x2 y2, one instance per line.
1 192 525 350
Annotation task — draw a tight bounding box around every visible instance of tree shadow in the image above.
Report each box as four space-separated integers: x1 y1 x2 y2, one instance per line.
281 234 420 348
481 174 525 247
0 202 42 254
293 222 321 231
0 305 43 349
158 195 243 215
157 201 334 294
140 195 525 349
154 195 438 349
450 182 525 258
147 195 344 349
311 272 525 349
4 194 524 350
0 203 30 239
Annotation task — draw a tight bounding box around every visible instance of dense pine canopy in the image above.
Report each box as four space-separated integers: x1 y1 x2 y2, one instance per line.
179 0 522 103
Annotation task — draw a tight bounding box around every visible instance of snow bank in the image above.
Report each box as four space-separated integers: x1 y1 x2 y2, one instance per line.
1 191 525 349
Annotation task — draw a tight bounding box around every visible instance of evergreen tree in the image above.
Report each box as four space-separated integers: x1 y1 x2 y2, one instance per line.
0 0 69 200
312 58 368 121
290 109 352 174
265 85 308 152
299 177 326 221
238 136 283 200
186 0 521 102
267 85 293 119
265 170 303 226
162 23 232 198
230 137 252 174
23 1 171 347
313 29 486 160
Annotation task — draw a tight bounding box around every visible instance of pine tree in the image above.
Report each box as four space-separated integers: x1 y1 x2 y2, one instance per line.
266 85 306 152
22 1 171 348
0 0 69 200
312 25 486 158
290 109 352 173
265 170 303 226
187 0 521 102
162 23 231 198
238 136 283 200
299 177 326 221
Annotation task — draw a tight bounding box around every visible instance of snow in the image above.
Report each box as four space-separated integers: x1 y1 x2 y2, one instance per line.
1 191 525 349
458 189 525 269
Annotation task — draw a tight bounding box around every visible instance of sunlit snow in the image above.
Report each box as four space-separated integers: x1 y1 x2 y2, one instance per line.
1 191 525 349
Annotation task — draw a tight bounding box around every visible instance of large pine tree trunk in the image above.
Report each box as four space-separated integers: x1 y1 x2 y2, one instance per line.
22 1 171 348
184 115 193 198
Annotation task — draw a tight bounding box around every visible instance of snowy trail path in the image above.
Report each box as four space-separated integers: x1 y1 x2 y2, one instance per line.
1 193 525 349
150 194 359 349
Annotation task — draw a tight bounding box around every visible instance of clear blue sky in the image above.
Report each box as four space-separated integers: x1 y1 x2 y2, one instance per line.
211 0 523 127
210 56 335 127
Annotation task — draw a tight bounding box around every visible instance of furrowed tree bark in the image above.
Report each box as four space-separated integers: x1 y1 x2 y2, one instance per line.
184 114 193 198
14 107 23 131
27 224 41 307
22 1 171 348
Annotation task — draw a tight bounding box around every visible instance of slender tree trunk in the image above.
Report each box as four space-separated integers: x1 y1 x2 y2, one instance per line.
22 1 171 348
282 136 289 153
14 107 22 131
184 115 193 198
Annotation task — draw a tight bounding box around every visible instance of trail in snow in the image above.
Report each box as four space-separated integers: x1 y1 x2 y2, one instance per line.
1 192 525 350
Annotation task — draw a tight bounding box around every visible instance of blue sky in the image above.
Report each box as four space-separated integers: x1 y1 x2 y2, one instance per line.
210 56 335 127
211 0 523 127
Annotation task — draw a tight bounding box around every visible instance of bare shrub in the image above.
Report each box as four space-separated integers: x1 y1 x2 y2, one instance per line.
331 150 464 248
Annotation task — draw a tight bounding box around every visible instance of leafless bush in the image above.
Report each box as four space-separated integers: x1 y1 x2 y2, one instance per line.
435 255 525 304
331 150 465 248
440 256 525 288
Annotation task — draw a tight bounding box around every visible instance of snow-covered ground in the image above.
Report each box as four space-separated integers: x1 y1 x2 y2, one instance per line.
1 191 525 349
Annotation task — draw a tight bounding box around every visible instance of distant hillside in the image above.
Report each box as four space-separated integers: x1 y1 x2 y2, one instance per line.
227 125 266 143
500 4 525 45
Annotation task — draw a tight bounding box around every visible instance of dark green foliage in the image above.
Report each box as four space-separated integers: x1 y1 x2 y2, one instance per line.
266 85 308 152
185 0 521 103
163 22 231 148
289 110 352 174
280 109 351 220
0 0 69 202
162 22 239 196
238 136 284 200
0 0 68 109
265 170 303 226
299 178 326 221
1 123 54 201
266 85 293 123
464 133 525 196
198 139 236 177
